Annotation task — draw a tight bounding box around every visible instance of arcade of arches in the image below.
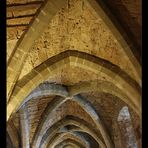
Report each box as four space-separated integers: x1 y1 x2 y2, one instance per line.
7 0 141 147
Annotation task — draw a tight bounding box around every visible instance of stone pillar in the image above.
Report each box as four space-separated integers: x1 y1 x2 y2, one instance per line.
20 105 30 148
117 106 138 148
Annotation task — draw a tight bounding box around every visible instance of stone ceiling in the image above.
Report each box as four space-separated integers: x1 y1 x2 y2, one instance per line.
18 0 140 83
7 0 45 60
7 0 141 148
100 0 142 62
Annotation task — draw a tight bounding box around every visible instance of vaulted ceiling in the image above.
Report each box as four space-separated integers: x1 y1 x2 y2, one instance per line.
7 0 141 148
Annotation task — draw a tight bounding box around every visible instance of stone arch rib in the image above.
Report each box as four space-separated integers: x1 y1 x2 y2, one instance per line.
18 83 69 110
73 95 113 148
44 132 90 148
7 0 141 103
7 50 141 121
33 115 105 148
86 0 141 77
16 81 132 114
7 121 20 148
32 94 112 148
53 139 85 148
68 80 134 110
7 0 67 101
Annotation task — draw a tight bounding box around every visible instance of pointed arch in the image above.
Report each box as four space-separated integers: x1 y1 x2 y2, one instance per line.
7 50 141 120
15 80 136 115
68 80 133 110
44 132 90 148
44 124 99 147
7 0 67 100
33 115 105 148
7 0 141 102
53 139 84 148
32 95 112 148
86 0 141 78
18 83 68 110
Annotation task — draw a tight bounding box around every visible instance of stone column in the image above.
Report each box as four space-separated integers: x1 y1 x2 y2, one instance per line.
20 104 30 148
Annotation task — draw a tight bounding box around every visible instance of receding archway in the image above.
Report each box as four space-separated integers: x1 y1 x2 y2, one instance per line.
7 50 141 121
52 138 85 148
44 132 90 148
34 116 104 148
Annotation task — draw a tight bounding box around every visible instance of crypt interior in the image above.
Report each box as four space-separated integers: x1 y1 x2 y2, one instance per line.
7 0 142 147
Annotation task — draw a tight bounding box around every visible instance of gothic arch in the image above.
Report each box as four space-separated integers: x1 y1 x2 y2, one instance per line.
7 50 141 121
15 81 136 115
7 0 67 99
33 116 105 148
43 132 90 148
18 83 69 110
32 94 113 148
7 121 20 148
7 0 141 102
53 139 85 148
6 0 142 147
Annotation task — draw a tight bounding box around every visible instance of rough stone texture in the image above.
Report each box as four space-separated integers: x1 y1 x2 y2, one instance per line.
19 0 139 84
118 118 138 148
7 40 18 61
7 0 141 147
9 83 141 148
7 3 41 18
42 100 97 131
10 51 140 118
11 112 20 136
102 0 141 60
29 97 107 147
7 0 68 101
15 82 140 147
7 0 44 61
25 96 55 143
80 91 140 147
47 66 102 85
7 0 44 4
